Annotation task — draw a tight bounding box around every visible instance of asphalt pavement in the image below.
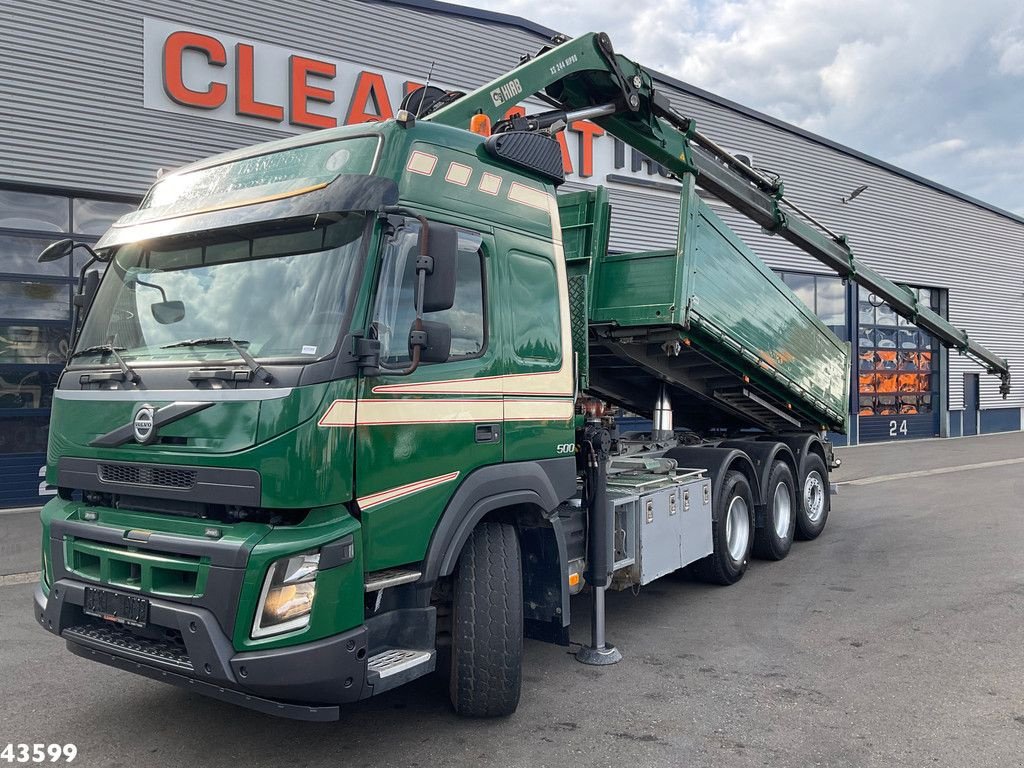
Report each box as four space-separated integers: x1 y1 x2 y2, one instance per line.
2 432 1023 767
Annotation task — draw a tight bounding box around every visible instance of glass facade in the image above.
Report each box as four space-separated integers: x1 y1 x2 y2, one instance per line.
777 271 849 341
0 188 135 505
857 286 939 418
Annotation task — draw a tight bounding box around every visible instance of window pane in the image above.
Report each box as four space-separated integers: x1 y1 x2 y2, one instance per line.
874 302 896 326
72 199 137 236
0 412 49 453
372 227 485 363
0 234 72 277
509 251 560 362
0 367 60 408
0 190 69 232
815 276 846 326
440 248 486 358
784 272 815 313
0 324 70 363
0 281 70 320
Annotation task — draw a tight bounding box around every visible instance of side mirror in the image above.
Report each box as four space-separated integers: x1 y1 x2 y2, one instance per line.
410 320 451 364
152 300 186 324
420 223 458 313
38 238 75 263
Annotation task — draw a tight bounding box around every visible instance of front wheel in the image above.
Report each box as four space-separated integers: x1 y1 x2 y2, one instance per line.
693 470 754 585
449 521 523 717
795 453 830 541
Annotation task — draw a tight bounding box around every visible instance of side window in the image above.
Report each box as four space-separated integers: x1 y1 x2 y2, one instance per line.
373 223 485 364
508 250 560 364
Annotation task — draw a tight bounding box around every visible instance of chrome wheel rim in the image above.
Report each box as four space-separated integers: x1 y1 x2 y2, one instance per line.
803 471 825 523
725 495 750 562
773 481 792 538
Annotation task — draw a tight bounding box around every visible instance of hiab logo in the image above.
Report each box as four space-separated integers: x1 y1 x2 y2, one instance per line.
490 78 523 107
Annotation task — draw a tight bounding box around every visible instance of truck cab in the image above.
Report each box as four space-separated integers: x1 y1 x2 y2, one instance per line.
35 118 582 719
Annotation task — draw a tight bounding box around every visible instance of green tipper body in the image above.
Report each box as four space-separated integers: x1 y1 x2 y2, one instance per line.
561 178 850 433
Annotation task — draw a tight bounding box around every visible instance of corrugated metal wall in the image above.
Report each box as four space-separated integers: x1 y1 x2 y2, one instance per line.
1 0 1021 412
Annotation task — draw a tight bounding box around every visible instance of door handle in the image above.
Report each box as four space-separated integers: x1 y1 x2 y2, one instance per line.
475 423 501 443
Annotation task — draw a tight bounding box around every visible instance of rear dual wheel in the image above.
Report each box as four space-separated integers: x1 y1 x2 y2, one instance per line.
753 461 796 561
796 453 829 541
693 470 754 585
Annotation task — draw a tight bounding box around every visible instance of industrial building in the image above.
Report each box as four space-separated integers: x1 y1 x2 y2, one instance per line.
2 0 1022 507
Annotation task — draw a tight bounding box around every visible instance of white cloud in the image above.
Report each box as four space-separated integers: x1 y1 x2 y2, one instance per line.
448 0 1024 215
993 29 1024 75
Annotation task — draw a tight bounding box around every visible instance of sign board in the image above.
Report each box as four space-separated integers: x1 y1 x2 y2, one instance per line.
142 17 681 193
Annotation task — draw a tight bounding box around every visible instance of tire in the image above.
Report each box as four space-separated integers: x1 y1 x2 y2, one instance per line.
693 470 754 585
795 453 830 541
449 522 523 717
752 460 796 561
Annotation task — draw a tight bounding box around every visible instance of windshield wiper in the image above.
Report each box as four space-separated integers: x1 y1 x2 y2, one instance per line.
160 337 273 383
69 344 141 384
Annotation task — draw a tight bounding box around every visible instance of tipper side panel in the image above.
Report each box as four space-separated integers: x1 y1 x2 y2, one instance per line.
682 190 850 429
582 178 850 432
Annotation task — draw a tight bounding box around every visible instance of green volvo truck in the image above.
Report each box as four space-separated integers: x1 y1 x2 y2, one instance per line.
34 32 1009 720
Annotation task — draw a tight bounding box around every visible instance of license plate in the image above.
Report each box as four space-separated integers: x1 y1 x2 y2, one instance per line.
83 587 149 628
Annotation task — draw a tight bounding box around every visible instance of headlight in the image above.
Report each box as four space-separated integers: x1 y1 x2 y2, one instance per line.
252 552 320 638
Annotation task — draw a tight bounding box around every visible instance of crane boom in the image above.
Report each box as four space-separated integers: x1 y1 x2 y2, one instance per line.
426 32 1010 396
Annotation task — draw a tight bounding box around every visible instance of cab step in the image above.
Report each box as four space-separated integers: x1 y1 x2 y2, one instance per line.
364 568 421 592
366 648 435 693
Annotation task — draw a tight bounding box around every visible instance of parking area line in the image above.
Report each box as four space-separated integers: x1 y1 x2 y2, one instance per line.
839 456 1024 486
0 571 41 587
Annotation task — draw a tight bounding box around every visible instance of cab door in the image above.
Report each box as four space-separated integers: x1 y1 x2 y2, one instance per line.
354 219 504 572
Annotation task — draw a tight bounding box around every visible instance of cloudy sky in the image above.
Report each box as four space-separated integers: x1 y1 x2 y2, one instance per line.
447 0 1024 216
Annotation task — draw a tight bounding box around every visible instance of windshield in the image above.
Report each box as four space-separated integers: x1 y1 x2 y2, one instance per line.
74 214 368 365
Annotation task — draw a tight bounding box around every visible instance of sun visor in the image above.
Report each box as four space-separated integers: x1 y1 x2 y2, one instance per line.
95 174 399 252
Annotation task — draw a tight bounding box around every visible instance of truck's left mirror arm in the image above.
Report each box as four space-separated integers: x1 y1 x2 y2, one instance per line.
364 207 458 377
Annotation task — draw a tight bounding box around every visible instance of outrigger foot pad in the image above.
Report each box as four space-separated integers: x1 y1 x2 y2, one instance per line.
575 643 622 666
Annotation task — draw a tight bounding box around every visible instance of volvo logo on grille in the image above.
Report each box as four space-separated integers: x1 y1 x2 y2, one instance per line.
133 405 156 444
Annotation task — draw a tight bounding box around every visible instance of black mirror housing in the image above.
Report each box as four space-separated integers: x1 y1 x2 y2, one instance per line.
38 238 75 263
420 223 458 313
152 300 186 325
74 271 101 315
411 320 451 363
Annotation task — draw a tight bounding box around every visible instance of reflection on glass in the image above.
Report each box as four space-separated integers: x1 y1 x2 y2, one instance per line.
874 327 897 349
0 324 70 364
0 413 49 453
875 303 896 326
72 199 137 236
897 328 919 349
816 277 845 325
374 229 485 362
783 272 815 313
0 234 71 277
858 286 938 414
0 190 69 232
75 215 367 363
0 369 59 409
0 282 70 321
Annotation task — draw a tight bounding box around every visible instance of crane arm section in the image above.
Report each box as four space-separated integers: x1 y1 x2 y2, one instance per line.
426 32 1010 396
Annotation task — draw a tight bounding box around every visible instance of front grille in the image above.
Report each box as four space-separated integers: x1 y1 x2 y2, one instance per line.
64 622 193 671
99 463 196 490
67 539 202 597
